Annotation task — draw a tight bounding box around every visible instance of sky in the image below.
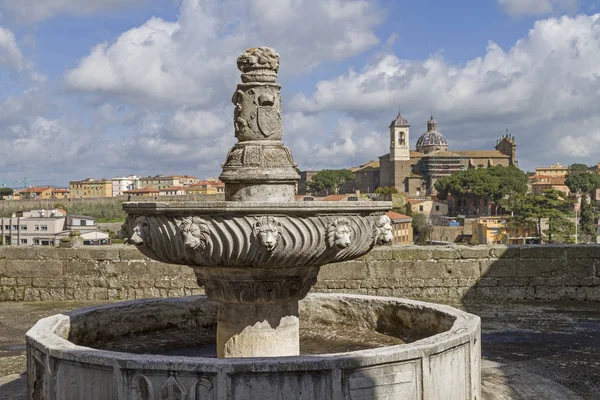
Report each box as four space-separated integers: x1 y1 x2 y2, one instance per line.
0 0 599 188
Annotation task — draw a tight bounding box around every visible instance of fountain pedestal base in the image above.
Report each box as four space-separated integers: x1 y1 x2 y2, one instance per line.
218 301 299 358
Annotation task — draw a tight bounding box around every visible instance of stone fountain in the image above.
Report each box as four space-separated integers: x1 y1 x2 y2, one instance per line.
26 47 481 399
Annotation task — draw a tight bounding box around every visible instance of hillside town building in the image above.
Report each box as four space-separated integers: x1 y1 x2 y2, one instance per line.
379 114 518 196
69 178 113 198
0 209 109 246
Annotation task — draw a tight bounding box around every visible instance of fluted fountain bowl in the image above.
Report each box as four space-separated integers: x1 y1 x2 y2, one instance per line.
122 201 393 305
122 201 392 267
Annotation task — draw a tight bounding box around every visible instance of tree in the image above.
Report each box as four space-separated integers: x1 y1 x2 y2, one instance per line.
404 202 413 217
569 163 589 173
412 213 430 245
374 186 398 196
511 189 573 241
545 215 575 244
579 198 597 243
435 165 528 213
307 169 355 195
0 188 13 198
565 172 600 195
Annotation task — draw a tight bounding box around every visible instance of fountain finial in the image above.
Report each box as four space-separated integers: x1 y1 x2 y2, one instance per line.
237 47 280 83
222 46 297 201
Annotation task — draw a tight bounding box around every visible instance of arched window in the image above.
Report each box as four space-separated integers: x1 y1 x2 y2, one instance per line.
398 132 405 145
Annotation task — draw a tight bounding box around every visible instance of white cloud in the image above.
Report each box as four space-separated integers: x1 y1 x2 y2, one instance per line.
0 26 24 71
498 0 579 17
289 14 600 171
0 0 147 23
286 116 386 170
65 0 382 106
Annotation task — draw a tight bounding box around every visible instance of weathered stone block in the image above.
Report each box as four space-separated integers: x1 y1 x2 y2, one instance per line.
0 259 6 277
0 287 15 301
23 288 41 301
32 278 64 288
6 260 63 277
119 247 146 260
392 247 430 261
63 259 98 276
520 246 566 259
430 248 460 260
458 246 490 259
480 259 516 277
475 278 498 287
144 287 161 298
0 277 16 286
368 260 406 279
319 261 367 280
565 245 600 259
457 278 479 287
477 286 508 299
515 259 553 277
88 287 108 300
498 277 530 287
488 245 519 259
13 286 25 301
444 261 480 279
36 248 75 260
419 287 449 300
76 248 120 261
16 277 32 286
0 247 36 259
564 259 595 278
448 287 469 299
586 286 600 301
40 288 66 301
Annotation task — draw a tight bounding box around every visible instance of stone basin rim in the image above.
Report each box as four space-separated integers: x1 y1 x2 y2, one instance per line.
26 293 480 370
123 201 392 214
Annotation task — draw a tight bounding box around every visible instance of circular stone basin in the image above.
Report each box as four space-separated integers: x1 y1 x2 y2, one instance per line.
26 294 481 400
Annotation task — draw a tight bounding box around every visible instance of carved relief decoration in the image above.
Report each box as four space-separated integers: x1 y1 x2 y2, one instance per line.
327 218 353 249
179 217 210 251
129 216 152 247
198 273 318 304
374 215 394 245
160 373 186 400
130 374 153 400
253 216 282 251
193 378 214 399
232 85 283 141
126 213 378 268
222 145 296 169
30 353 46 400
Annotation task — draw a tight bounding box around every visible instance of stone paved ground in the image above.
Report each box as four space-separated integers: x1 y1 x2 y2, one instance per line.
0 300 599 399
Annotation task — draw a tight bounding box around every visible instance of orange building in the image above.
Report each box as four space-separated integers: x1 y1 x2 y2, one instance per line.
385 211 413 244
472 216 539 245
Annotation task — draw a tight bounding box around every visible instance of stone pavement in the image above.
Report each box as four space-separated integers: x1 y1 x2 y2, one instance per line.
1 300 599 399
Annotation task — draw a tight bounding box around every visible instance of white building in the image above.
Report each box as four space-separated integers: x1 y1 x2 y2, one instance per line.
112 176 140 197
0 209 109 246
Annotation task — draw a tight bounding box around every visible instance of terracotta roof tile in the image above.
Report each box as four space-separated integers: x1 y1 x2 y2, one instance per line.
385 211 412 221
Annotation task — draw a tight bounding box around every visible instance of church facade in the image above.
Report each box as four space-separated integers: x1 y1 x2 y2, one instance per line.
379 113 518 196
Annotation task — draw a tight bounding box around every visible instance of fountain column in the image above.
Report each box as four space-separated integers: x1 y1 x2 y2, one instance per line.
210 47 304 358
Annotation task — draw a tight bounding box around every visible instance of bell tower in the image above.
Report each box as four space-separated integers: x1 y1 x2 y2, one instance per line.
390 113 410 161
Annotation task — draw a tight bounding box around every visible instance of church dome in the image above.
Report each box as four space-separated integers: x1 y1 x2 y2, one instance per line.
390 112 409 128
416 116 448 153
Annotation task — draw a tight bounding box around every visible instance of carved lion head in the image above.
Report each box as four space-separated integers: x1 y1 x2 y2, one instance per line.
179 217 210 251
327 218 353 249
253 216 282 251
375 215 394 245
130 216 151 247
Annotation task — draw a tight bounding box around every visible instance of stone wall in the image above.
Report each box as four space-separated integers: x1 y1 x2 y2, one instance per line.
0 246 201 302
317 245 600 302
0 245 599 302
